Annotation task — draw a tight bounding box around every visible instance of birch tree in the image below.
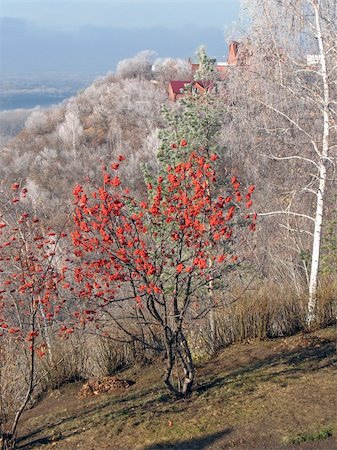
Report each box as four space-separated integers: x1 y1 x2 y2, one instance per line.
306 0 336 323
238 0 337 324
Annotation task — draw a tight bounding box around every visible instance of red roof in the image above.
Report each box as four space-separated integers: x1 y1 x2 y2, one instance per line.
169 80 214 95
169 81 192 94
194 80 213 90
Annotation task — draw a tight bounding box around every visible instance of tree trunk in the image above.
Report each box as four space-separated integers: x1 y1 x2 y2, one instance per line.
2 321 36 450
208 257 216 354
163 329 195 397
307 0 330 326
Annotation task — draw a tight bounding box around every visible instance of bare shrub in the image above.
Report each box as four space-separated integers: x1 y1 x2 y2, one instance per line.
36 331 149 391
83 336 134 378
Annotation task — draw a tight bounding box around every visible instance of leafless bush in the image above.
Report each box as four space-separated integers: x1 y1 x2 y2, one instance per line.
36 329 155 391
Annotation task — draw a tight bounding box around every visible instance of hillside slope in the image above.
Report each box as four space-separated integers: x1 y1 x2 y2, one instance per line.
17 326 336 450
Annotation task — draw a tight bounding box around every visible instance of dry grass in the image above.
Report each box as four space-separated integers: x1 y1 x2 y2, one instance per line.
211 280 336 350
0 339 29 432
16 325 337 450
1 282 336 448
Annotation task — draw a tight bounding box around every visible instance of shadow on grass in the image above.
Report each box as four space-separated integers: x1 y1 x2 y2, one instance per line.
17 386 164 449
18 336 336 448
143 428 233 449
196 338 336 394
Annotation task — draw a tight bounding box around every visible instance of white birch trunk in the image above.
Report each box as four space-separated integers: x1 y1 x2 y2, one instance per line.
307 0 330 325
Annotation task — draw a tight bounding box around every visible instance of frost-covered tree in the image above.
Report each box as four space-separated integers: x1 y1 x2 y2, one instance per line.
58 104 84 154
116 50 156 80
25 110 50 135
153 57 192 84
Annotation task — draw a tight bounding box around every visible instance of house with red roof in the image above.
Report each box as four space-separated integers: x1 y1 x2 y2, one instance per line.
168 42 245 101
168 81 191 102
168 80 213 101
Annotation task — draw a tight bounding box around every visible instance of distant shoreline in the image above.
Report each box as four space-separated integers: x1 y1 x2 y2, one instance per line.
0 92 76 111
0 72 97 111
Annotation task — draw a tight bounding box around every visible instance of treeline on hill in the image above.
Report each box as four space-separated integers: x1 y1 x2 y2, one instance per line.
0 110 33 147
0 1 336 449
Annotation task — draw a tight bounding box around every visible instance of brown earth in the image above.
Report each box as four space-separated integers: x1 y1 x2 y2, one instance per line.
17 326 337 450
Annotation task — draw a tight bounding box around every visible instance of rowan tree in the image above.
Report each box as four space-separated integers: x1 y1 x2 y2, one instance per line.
72 148 256 397
151 86 231 350
0 184 69 450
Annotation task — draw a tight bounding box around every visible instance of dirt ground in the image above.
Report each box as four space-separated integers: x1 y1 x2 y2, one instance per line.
17 326 337 450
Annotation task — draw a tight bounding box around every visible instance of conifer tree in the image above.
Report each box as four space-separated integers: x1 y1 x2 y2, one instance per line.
147 83 234 352
194 46 217 81
157 90 224 168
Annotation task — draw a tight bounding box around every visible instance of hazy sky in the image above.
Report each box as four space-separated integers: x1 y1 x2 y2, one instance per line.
0 0 243 77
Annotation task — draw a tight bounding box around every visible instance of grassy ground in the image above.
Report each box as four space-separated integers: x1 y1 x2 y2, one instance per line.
17 326 336 450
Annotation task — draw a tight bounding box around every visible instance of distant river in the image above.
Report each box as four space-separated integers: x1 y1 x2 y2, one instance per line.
0 91 77 111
